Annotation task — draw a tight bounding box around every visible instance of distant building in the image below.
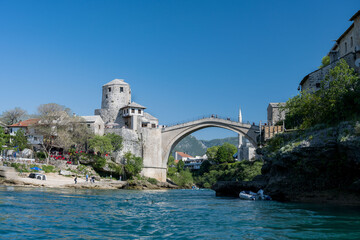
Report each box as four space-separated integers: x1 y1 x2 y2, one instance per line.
267 103 286 126
174 151 193 163
80 116 105 136
184 155 208 170
8 119 43 145
299 10 360 92
237 108 256 161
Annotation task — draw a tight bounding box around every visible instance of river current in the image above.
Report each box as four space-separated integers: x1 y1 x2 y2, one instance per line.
1 186 360 239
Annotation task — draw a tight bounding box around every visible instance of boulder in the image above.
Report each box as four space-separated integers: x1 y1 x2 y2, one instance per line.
59 170 73 176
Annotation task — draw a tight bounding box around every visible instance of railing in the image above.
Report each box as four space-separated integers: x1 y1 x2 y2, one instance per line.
162 114 255 128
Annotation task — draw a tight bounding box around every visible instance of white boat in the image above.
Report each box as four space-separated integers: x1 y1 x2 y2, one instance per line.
239 191 256 200
239 189 272 201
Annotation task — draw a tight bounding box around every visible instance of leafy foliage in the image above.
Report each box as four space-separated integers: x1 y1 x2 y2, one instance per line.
0 127 10 151
284 60 360 129
88 135 113 155
10 128 29 151
124 152 143 179
105 133 123 151
194 160 263 188
319 55 330 68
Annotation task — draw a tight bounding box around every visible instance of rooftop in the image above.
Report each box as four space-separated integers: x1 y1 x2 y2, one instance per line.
81 115 104 123
176 151 193 158
8 118 40 127
103 79 129 86
122 102 146 109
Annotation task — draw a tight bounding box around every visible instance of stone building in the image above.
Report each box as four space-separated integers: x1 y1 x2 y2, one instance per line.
95 79 158 130
267 103 286 126
93 79 164 181
80 116 105 136
299 10 360 92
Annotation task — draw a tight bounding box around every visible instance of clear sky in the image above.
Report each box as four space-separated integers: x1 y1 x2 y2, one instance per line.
0 0 358 140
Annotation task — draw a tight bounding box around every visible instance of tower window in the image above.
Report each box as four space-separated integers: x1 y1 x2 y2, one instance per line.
108 87 111 92
120 87 123 92
106 94 108 99
138 109 141 114
131 109 135 113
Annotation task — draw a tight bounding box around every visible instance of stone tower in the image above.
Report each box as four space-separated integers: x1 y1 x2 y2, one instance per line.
95 79 131 125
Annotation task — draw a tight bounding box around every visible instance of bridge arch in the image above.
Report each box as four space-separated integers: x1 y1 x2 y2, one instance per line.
161 118 259 167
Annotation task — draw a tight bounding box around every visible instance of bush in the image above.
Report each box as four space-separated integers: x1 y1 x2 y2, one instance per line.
41 165 56 173
147 177 158 185
36 152 46 160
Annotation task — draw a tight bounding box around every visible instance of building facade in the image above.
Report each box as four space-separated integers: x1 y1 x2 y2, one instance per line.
300 10 360 92
267 103 286 126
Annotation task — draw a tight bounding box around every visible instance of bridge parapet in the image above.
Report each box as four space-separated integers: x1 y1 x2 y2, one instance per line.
162 115 256 131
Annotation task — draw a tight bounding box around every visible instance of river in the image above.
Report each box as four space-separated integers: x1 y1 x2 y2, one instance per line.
1 186 360 239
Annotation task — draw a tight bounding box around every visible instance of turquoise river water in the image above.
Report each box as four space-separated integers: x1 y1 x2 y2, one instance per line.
1 186 360 239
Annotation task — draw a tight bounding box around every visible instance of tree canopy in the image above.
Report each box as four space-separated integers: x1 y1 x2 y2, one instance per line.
283 59 360 129
0 107 27 125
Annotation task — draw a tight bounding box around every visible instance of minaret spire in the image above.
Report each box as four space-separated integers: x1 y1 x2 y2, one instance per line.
239 107 242 123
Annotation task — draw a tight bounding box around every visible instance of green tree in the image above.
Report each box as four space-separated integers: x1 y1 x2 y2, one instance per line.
168 155 175 167
319 55 330 68
88 135 113 155
177 160 185 172
124 152 143 179
11 129 29 151
105 133 123 151
214 143 237 164
283 59 360 129
0 127 10 151
206 146 219 160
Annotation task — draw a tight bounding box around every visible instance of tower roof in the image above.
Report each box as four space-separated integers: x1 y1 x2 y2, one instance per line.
103 79 129 86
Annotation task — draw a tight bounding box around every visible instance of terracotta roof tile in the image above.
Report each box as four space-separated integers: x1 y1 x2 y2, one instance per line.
8 118 40 127
176 151 193 158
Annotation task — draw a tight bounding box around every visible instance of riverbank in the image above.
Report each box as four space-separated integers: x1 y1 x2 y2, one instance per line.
212 122 360 205
0 167 178 190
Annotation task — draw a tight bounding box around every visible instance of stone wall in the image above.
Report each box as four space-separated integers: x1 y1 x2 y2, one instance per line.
105 128 142 164
301 52 360 92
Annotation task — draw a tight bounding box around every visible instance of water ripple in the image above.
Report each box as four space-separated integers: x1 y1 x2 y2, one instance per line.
1 186 360 239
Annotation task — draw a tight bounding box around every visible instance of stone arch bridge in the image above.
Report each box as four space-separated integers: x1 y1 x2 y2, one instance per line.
142 117 260 182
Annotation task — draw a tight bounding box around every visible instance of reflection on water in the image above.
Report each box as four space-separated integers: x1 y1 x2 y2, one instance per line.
1 186 360 239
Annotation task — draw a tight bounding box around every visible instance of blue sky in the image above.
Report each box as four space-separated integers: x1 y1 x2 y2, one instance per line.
0 0 358 140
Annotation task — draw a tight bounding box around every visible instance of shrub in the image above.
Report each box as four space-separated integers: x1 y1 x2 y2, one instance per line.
147 177 158 185
41 165 56 173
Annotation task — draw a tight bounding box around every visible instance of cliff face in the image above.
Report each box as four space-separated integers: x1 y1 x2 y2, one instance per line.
213 122 360 204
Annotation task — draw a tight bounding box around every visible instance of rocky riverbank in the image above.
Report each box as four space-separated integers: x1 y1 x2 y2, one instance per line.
213 122 360 204
0 167 178 190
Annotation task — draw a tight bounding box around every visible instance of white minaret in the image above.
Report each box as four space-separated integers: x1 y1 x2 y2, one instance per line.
237 107 244 161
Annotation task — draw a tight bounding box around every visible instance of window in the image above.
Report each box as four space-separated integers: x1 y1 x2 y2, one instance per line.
106 94 108 99
142 123 147 127
138 109 141 114
87 124 91 128
351 37 353 48
316 83 320 88
34 137 38 141
98 125 101 130
108 87 111 92
151 124 156 128
120 87 123 92
131 109 135 113
345 42 347 53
